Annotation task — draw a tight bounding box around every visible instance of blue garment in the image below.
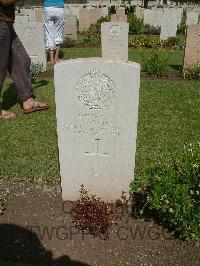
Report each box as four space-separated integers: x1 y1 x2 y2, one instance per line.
44 0 64 7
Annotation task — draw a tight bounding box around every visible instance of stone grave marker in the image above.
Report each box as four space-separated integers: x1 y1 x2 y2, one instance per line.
14 18 47 71
79 9 90 31
135 6 144 20
143 9 163 27
101 22 129 61
34 8 44 23
89 8 102 26
184 24 200 69
79 8 101 31
64 15 77 40
186 11 199 25
116 9 125 16
160 8 182 40
102 6 109 17
54 58 140 202
111 13 127 22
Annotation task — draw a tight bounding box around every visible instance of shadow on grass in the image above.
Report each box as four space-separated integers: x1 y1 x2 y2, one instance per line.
168 64 182 72
1 80 50 110
1 83 20 110
32 79 50 90
0 224 90 266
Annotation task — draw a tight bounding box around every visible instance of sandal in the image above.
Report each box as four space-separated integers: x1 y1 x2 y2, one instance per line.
24 101 49 114
0 109 16 119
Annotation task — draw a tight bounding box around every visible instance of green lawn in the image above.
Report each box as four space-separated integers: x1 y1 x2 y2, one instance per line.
60 47 184 73
0 78 199 181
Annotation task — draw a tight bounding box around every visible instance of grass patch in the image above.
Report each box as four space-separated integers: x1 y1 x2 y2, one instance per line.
60 48 184 73
0 79 199 181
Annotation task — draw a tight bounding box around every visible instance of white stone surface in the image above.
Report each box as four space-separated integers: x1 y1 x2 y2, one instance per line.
64 15 77 40
14 18 47 71
186 11 199 25
54 58 140 202
102 6 109 17
143 9 163 27
160 8 182 40
101 22 129 61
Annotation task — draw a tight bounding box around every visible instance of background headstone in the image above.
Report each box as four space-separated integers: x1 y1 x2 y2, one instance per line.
111 14 127 22
186 11 199 25
64 15 77 40
54 58 140 202
101 22 129 61
160 8 182 40
34 8 44 23
14 18 47 71
143 9 163 27
184 24 200 68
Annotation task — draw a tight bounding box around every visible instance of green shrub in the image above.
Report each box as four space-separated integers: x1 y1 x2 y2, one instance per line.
165 36 181 49
79 16 110 47
143 24 160 35
30 62 43 77
183 65 200 80
130 143 200 240
61 37 76 48
141 51 168 77
177 23 186 35
128 13 143 35
129 35 160 48
108 6 116 15
90 16 111 34
81 31 101 47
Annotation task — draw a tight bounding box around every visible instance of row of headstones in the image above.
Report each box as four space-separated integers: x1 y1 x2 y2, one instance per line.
18 6 127 32
136 7 200 40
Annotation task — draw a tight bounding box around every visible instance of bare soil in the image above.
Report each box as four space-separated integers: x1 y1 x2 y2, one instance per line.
0 180 199 266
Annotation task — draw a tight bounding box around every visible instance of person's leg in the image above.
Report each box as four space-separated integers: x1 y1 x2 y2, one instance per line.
49 49 54 65
54 8 65 63
0 21 16 119
8 27 48 113
54 45 60 62
44 7 56 64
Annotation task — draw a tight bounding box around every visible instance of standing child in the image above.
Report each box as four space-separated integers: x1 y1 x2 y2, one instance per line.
44 0 65 64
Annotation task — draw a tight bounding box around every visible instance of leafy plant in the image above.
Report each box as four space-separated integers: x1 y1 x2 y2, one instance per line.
81 30 101 47
72 185 113 239
60 37 76 48
130 143 200 240
92 16 111 34
143 24 161 35
164 36 181 49
30 62 43 77
141 51 168 77
128 13 143 35
183 65 200 80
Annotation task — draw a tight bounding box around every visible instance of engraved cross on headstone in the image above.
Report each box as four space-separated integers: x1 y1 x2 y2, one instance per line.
85 138 108 177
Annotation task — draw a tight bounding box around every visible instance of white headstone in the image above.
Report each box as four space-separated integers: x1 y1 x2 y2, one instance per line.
54 58 140 202
64 15 77 40
101 22 129 61
160 8 182 40
102 6 109 17
14 17 47 71
143 9 163 27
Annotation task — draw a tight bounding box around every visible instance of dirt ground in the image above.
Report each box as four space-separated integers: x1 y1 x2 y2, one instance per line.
0 180 199 266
